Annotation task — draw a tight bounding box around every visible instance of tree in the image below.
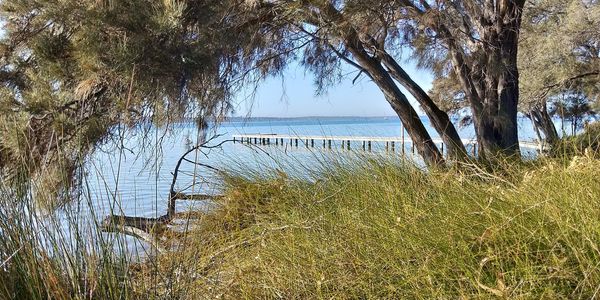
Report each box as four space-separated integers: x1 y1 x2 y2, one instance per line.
0 0 250 203
196 0 470 165
551 92 597 135
519 0 600 144
401 0 528 159
426 0 599 149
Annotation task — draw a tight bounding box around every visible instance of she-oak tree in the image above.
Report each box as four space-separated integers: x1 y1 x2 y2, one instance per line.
1 0 545 195
223 0 529 162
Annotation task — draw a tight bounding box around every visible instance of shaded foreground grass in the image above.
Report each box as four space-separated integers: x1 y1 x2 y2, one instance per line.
150 153 600 299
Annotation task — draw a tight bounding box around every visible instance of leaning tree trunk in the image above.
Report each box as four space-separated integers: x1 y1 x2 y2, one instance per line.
315 3 444 166
345 34 444 166
529 102 559 145
379 52 467 160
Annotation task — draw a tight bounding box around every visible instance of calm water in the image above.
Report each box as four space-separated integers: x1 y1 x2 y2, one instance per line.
38 115 566 257
81 116 545 220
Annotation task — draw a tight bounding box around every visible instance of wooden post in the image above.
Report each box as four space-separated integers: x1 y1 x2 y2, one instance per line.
305 139 309 148
347 140 350 150
323 139 326 148
363 141 367 151
401 127 405 153
281 138 283 145
412 141 415 154
391 141 395 152
385 142 389 151
368 141 372 151
275 138 278 146
311 139 314 147
440 142 444 156
328 140 332 149
233 137 236 143
254 137 257 144
295 139 298 147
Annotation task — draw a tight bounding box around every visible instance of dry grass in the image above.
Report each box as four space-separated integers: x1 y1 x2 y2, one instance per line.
2 149 600 299
148 153 600 299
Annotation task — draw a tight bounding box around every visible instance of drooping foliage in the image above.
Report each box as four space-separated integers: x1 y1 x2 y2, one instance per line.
519 0 599 142
2 0 598 202
194 0 467 164
0 0 267 203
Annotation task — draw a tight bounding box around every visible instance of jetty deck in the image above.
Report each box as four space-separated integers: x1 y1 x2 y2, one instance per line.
232 134 540 154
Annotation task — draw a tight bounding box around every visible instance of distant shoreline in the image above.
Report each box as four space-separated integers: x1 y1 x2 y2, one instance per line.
227 115 399 121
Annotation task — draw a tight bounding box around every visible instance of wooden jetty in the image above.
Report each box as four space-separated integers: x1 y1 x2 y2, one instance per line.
232 134 540 155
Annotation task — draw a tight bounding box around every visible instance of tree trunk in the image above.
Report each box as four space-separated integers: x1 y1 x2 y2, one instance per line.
345 35 444 166
315 2 443 166
470 65 520 159
436 0 526 160
379 52 467 160
529 102 559 145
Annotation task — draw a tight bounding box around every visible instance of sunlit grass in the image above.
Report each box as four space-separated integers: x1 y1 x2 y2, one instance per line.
153 152 600 298
1 139 600 299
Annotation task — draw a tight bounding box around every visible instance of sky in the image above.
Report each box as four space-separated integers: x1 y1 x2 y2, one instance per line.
232 61 434 118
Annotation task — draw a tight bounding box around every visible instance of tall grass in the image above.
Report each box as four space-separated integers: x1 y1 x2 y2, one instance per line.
0 179 139 299
2 140 600 299
551 122 600 158
149 152 600 298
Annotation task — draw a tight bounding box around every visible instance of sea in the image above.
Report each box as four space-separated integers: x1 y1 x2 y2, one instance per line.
84 116 547 217
50 116 569 256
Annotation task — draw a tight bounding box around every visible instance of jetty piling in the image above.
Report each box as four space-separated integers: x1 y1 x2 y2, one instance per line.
232 134 538 157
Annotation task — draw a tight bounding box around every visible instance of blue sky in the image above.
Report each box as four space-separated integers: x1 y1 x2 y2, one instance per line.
232 61 434 118
0 22 433 118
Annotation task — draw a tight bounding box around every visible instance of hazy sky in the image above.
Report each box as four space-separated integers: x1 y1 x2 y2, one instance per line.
232 61 434 118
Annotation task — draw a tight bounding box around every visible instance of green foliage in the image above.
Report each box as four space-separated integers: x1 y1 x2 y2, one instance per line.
142 155 600 298
1 152 600 298
427 0 600 123
0 0 256 202
550 92 597 134
519 0 600 109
